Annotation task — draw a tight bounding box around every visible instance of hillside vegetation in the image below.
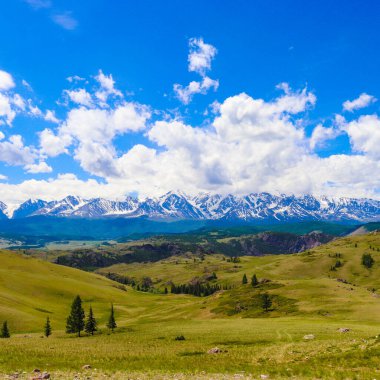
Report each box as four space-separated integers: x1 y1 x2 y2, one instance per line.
97 231 380 320
1 232 380 378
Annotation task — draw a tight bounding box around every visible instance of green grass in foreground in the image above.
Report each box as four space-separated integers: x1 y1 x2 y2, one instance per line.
2 318 380 379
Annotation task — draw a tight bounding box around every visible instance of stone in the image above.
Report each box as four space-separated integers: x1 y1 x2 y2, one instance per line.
207 347 225 354
31 372 50 380
303 334 315 340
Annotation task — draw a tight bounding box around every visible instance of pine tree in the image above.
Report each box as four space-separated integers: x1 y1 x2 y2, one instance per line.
85 306 97 335
362 253 375 269
251 274 258 287
261 293 272 312
107 304 117 332
0 321 10 338
44 317 52 338
66 295 85 337
242 273 248 284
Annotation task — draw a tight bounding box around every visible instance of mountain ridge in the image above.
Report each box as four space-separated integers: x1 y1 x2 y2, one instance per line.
4 192 380 223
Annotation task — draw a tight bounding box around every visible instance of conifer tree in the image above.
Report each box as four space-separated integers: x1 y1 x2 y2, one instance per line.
261 293 272 312
66 295 85 337
85 306 97 335
242 273 248 284
251 274 258 287
44 317 52 338
107 303 117 332
0 321 10 338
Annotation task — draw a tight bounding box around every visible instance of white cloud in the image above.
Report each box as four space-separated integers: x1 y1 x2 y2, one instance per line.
344 114 380 158
27 102 42 117
94 70 123 103
174 76 219 104
64 88 93 107
343 93 377 112
0 135 36 166
22 79 32 91
310 124 341 150
44 110 60 124
0 70 41 126
188 38 217 75
39 128 71 157
0 70 15 90
25 161 53 174
2 63 380 204
0 93 16 125
67 75 85 83
0 174 125 208
43 102 150 176
174 38 219 104
52 12 78 30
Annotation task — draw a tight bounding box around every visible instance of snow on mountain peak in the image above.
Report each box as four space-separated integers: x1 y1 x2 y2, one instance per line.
4 192 380 222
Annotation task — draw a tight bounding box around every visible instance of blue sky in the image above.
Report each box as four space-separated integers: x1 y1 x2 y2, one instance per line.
0 0 379 206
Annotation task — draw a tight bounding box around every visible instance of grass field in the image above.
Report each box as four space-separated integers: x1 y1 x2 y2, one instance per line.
2 318 380 379
1 232 380 378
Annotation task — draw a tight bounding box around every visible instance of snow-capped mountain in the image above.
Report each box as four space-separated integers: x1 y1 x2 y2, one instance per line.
6 192 380 223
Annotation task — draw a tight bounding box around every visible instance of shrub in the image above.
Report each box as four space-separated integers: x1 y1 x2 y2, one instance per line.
362 253 374 269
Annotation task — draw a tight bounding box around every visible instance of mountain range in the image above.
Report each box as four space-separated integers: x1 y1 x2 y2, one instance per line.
2 192 380 223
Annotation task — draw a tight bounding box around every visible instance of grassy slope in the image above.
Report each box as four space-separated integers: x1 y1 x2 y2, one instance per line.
98 231 380 321
0 250 203 333
2 233 380 377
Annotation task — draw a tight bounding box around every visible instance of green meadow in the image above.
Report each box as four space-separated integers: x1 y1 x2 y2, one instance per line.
1 232 380 378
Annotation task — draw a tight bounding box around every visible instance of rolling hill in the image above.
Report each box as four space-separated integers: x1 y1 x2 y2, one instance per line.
2 232 380 378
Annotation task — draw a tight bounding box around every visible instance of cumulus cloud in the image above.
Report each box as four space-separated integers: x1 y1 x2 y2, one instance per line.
64 88 93 107
59 103 150 177
344 114 380 158
0 173 126 209
174 38 219 104
174 76 219 105
44 110 60 123
0 135 36 166
2 61 380 205
39 128 71 157
343 93 377 112
188 37 217 75
0 71 34 126
309 124 341 150
94 70 123 104
0 70 15 90
25 161 53 174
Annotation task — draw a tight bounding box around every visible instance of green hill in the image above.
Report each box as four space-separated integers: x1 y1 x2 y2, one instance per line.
2 233 380 378
97 231 380 321
0 250 201 333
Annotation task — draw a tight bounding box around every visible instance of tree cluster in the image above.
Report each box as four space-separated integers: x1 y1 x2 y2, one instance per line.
242 273 259 287
66 295 116 337
171 282 221 297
